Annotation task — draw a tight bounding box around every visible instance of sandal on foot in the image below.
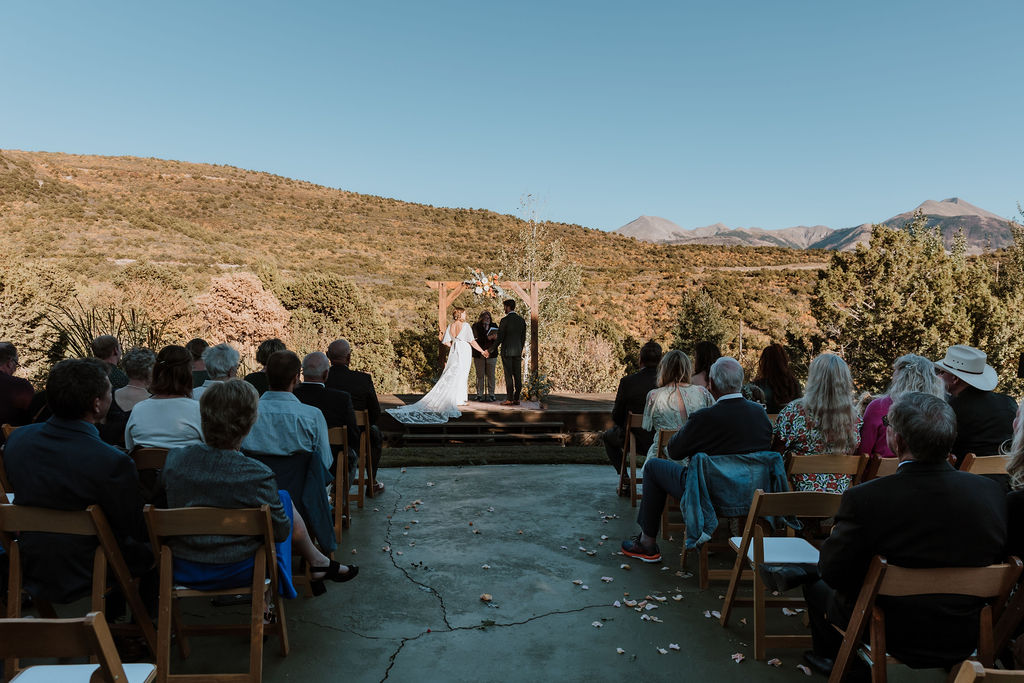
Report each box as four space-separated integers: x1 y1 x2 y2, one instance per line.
312 561 359 583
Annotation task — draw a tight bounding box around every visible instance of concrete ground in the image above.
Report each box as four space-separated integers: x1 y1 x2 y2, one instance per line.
169 465 947 683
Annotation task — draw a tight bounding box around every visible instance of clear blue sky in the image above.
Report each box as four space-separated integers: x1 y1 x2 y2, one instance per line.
2 1 1022 231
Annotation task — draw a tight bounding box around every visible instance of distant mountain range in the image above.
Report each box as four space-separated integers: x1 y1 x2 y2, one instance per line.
615 198 1016 253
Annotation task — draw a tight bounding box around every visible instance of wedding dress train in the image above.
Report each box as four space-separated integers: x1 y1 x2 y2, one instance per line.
386 322 473 424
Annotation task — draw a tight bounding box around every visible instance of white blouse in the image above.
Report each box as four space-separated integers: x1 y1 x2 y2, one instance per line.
124 397 204 450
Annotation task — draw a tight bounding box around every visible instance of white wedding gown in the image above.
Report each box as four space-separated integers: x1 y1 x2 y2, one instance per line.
387 322 473 424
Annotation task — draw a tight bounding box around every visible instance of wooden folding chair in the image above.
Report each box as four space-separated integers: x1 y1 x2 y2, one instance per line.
719 489 844 660
615 413 645 506
829 555 1022 683
787 453 868 490
0 503 158 680
863 455 900 480
961 453 1009 476
0 611 157 682
1 423 16 440
327 426 351 543
130 447 170 473
657 429 684 543
355 410 376 500
951 660 1024 681
144 505 290 683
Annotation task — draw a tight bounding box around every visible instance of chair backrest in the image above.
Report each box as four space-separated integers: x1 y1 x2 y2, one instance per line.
961 453 1010 476
747 489 844 520
354 409 369 428
788 453 868 483
952 660 1024 681
0 612 133 683
0 450 11 493
656 429 678 459
1 424 15 439
144 505 277 593
866 455 900 479
627 412 644 429
130 446 170 472
766 413 779 425
878 558 1022 600
327 426 348 450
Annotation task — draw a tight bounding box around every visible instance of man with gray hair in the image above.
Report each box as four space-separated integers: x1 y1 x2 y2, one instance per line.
325 339 383 493
192 343 240 401
800 392 1006 675
622 356 771 562
294 351 361 485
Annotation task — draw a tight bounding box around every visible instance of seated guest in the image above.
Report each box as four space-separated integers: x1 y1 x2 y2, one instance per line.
802 392 1006 675
114 347 156 412
774 353 861 492
242 350 332 471
326 338 384 481
185 338 209 388
244 338 286 396
92 334 129 390
0 341 34 430
163 380 356 597
602 340 662 472
859 354 944 458
4 358 152 603
192 343 240 401
935 344 1017 464
1005 400 1024 556
294 352 363 487
641 349 712 462
752 343 802 414
622 357 772 562
690 341 721 389
125 345 203 451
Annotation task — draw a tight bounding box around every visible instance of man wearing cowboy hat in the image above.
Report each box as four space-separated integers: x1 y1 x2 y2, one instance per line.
934 344 1017 463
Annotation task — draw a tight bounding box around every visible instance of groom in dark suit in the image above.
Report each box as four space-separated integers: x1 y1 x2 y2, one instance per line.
496 299 527 405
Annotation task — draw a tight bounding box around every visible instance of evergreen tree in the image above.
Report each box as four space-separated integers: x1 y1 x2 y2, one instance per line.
672 287 731 354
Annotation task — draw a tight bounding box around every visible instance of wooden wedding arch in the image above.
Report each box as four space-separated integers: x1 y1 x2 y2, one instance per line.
426 279 549 375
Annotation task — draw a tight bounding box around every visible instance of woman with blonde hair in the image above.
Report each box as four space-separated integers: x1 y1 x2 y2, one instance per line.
774 353 862 492
858 354 945 458
641 350 713 462
387 307 490 424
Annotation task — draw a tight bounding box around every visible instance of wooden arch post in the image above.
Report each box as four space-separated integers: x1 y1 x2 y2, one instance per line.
426 279 550 378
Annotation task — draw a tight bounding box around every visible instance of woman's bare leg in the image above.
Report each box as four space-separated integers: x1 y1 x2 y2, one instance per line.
290 502 351 578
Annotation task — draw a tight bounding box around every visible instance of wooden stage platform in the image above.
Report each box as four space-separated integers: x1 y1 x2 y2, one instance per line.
379 392 614 445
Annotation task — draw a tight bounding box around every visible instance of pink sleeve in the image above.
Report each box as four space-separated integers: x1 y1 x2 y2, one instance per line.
858 398 890 456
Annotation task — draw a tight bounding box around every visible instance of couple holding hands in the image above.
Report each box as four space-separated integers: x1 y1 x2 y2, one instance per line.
386 299 526 425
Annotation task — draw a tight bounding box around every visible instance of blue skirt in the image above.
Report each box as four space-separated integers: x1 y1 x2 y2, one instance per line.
172 490 298 599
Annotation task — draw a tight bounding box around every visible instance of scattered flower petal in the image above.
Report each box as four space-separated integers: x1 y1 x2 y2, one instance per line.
620 564 631 571
669 643 680 651
351 549 357 554
653 595 667 602
586 551 596 556
731 653 745 663
480 593 492 602
601 535 609 540
613 600 621 608
395 551 403 555
711 610 721 618
487 506 494 512
481 564 491 570
740 618 747 626
703 610 712 618
624 599 638 607
616 648 625 655
517 530 524 534
782 608 805 616
661 566 670 571
641 614 652 622
400 467 407 473
672 594 683 601
581 585 589 590
473 529 481 535
644 603 658 611
427 482 435 486
560 545 568 550
601 576 614 583
572 580 583 585
579 546 587 552
657 648 668 655
591 621 602 628
797 664 812 676
767 658 782 668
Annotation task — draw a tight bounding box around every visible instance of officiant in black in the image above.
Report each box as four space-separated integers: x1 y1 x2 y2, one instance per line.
472 310 499 402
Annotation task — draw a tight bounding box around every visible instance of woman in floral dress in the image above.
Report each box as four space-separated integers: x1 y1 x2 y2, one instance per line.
774 353 862 492
641 350 713 469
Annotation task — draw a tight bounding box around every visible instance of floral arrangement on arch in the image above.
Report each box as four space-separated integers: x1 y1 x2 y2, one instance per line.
463 268 506 299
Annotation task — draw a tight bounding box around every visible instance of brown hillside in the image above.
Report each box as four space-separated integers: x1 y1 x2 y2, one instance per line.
0 150 827 375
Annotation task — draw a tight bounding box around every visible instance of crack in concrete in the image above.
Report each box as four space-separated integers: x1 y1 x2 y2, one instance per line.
376 483 615 682
287 615 387 640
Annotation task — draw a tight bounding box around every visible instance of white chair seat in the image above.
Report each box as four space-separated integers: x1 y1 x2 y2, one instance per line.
13 662 156 682
729 536 820 565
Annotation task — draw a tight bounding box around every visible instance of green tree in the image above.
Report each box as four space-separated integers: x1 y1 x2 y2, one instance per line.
671 287 731 354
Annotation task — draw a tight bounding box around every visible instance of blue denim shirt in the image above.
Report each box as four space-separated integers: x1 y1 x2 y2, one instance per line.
682 451 789 549
241 392 332 471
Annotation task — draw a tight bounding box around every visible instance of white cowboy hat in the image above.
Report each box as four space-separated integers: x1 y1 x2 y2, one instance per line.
934 345 998 391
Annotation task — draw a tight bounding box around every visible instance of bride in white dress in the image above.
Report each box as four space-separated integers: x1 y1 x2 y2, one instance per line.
387 307 489 424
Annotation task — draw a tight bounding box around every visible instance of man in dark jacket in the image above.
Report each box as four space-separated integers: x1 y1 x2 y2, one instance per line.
496 299 527 405
603 341 662 472
326 338 383 490
295 351 360 484
4 358 151 604
0 342 34 437
802 392 1007 675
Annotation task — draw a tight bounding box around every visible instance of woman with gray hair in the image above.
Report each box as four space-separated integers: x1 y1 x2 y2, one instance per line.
114 347 156 412
164 379 357 602
858 354 945 458
774 353 862 492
